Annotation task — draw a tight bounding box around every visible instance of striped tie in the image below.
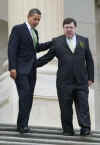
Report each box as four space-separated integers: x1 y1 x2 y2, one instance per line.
31 28 37 48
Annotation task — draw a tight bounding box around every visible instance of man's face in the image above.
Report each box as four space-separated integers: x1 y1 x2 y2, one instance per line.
28 13 41 28
63 22 76 38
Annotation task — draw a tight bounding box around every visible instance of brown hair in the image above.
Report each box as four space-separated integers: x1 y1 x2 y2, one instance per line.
63 18 77 27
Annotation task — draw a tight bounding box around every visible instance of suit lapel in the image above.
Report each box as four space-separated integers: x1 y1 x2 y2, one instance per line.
61 35 81 54
23 23 33 43
74 35 81 54
61 35 73 54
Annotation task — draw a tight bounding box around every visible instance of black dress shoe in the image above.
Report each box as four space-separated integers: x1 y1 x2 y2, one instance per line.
17 127 31 134
63 131 74 136
80 128 91 136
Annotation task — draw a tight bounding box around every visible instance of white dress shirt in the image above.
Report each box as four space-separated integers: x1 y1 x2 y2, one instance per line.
25 22 33 38
66 35 76 53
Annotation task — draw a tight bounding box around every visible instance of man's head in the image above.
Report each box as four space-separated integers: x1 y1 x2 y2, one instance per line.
27 8 41 28
63 18 77 38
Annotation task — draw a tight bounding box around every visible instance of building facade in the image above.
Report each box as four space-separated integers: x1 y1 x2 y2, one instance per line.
0 0 100 130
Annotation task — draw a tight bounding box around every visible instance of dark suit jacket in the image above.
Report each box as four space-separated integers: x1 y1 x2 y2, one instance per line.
8 23 51 74
37 34 94 85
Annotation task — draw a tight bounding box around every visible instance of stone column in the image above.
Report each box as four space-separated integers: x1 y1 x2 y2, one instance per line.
8 0 64 40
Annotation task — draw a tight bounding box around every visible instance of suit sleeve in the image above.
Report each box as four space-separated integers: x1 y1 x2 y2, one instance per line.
37 40 56 67
34 29 52 52
85 38 94 82
36 41 53 52
8 26 20 70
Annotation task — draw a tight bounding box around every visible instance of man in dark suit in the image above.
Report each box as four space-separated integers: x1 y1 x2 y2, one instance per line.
8 8 52 133
37 18 94 136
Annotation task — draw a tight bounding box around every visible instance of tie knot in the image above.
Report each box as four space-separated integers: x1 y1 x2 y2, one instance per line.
68 37 72 41
31 28 34 32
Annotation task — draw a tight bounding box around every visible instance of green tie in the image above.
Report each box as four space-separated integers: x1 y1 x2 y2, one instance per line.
31 28 37 48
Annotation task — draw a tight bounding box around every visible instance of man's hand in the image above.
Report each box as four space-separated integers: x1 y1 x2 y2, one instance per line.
10 69 17 80
88 80 93 87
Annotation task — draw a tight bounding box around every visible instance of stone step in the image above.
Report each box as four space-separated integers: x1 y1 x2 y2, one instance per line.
0 124 97 135
0 123 100 134
0 141 51 145
0 123 61 131
0 124 100 145
0 130 100 143
0 125 100 137
0 136 100 145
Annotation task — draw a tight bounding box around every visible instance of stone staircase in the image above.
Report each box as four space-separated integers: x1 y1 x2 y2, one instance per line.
0 124 100 145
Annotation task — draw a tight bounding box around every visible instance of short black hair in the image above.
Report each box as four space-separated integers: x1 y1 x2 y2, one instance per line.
63 18 77 27
28 8 41 16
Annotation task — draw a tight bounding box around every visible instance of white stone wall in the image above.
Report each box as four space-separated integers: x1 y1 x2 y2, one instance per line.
0 0 8 75
0 0 8 21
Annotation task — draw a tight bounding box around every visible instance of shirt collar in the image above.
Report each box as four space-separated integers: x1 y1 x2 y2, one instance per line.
25 22 31 31
67 35 76 41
